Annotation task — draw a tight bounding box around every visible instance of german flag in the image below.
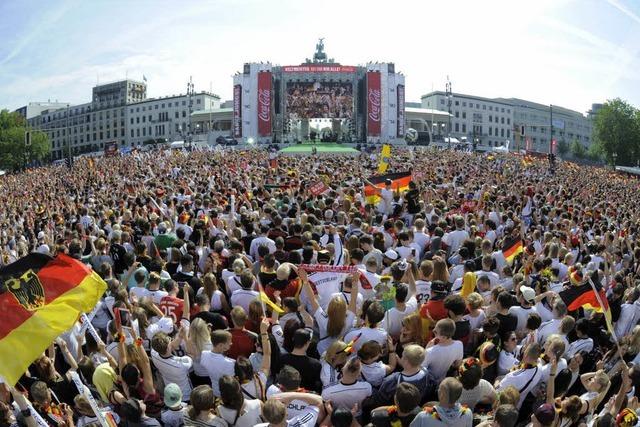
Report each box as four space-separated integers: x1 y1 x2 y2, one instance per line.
559 274 610 311
502 236 523 265
364 171 411 204
0 253 107 386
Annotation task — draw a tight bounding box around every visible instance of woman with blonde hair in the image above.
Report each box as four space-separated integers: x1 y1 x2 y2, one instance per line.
198 273 229 314
320 340 350 389
300 269 358 356
397 312 425 349
186 317 213 387
431 256 450 284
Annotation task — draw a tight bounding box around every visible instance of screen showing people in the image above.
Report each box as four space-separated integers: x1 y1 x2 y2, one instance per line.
286 81 353 119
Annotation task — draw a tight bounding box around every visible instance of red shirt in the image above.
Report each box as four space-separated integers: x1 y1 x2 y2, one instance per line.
265 279 302 302
159 296 197 323
159 296 184 323
227 328 257 360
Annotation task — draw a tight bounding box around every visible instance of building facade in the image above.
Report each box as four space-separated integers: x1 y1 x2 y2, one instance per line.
27 79 220 159
15 102 71 120
422 90 594 152
495 98 593 153
126 92 220 146
421 91 514 148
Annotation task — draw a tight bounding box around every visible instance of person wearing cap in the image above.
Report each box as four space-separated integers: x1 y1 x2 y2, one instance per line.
530 403 556 427
508 285 538 335
381 248 399 275
160 383 186 427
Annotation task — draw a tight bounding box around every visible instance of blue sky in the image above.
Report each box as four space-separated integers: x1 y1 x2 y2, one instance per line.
1 0 639 114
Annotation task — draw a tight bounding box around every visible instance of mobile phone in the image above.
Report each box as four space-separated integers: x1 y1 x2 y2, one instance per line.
115 308 132 329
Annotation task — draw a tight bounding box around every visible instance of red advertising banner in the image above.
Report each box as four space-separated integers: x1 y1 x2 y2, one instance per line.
309 181 329 196
397 84 405 137
233 85 242 138
367 72 381 137
257 72 272 137
283 65 356 73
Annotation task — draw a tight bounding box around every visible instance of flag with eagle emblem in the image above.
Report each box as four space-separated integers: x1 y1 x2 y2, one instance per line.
0 253 107 386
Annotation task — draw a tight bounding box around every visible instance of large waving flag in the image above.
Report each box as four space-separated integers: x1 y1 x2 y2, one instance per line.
0 253 107 386
559 275 614 336
502 236 523 265
364 171 411 204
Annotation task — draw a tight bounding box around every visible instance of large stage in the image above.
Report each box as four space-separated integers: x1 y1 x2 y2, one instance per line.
279 143 359 155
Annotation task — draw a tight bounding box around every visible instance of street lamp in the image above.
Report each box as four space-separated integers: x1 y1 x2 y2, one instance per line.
613 152 618 169
445 76 452 149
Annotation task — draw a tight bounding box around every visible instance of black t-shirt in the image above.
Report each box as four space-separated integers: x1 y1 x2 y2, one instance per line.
406 189 421 214
109 243 127 275
278 353 322 393
495 312 518 339
191 311 228 330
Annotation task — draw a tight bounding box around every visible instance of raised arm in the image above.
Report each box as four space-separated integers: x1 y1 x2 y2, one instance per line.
259 317 272 377
299 269 320 314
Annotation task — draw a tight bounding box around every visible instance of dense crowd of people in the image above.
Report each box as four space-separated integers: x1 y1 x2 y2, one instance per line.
1 145 640 427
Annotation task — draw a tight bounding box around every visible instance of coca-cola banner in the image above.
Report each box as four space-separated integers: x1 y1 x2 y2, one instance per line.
283 65 356 73
257 71 272 137
367 72 381 137
233 84 242 138
397 84 405 137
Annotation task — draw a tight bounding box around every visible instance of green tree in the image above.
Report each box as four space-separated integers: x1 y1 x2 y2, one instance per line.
570 138 586 158
0 109 51 170
593 99 639 166
557 139 569 156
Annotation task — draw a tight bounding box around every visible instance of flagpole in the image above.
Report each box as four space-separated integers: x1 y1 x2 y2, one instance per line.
587 276 625 362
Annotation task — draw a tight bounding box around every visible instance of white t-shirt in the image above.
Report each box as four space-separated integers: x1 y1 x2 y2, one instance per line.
314 307 355 356
458 379 496 410
444 229 469 254
464 310 486 332
382 297 418 339
147 289 169 305
192 342 213 378
343 327 387 352
200 351 235 396
130 286 149 301
566 338 594 359
508 305 537 333
265 389 317 424
321 380 372 416
320 360 341 389
423 341 464 381
415 280 431 305
218 399 262 427
151 350 193 400
360 360 387 387
498 350 520 376
230 289 259 313
255 405 319 427
308 271 347 309
538 318 561 344
329 291 363 313
497 366 543 409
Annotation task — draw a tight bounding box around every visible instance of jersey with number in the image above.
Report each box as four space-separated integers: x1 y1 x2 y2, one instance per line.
415 280 431 305
159 296 184 323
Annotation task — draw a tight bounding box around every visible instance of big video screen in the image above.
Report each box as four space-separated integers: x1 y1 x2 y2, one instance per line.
286 82 353 119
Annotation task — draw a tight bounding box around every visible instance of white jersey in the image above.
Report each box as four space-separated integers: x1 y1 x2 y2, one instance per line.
321 381 372 416
151 350 193 401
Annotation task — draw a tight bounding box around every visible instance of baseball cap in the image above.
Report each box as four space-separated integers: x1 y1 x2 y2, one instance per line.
384 249 399 261
520 286 536 303
534 403 556 426
37 231 46 240
164 383 183 408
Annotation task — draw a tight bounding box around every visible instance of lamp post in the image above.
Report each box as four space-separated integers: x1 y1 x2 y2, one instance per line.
613 152 618 170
